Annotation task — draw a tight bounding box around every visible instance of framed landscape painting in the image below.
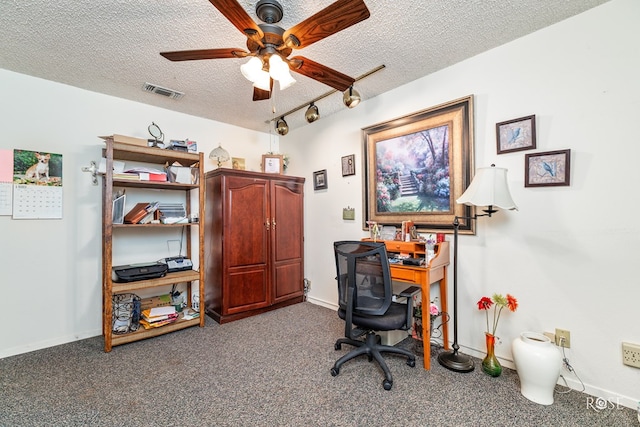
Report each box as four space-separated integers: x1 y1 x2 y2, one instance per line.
362 96 476 234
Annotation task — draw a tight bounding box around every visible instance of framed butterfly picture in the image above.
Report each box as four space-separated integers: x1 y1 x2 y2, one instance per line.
496 115 536 154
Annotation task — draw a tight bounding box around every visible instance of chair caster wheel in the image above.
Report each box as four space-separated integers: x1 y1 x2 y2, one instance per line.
331 367 339 377
407 358 416 368
335 343 341 350
383 379 393 390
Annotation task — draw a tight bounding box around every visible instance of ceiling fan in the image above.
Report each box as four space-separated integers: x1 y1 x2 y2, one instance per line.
160 0 370 101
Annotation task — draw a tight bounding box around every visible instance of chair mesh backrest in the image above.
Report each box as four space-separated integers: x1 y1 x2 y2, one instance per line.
333 241 392 316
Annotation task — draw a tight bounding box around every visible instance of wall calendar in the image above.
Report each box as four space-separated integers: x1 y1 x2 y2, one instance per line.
0 149 63 219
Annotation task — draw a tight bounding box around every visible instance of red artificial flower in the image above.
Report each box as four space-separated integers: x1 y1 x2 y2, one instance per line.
477 296 493 311
477 293 518 336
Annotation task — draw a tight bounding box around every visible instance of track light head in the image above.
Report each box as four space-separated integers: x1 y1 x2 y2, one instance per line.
275 116 289 135
305 103 320 123
343 85 361 108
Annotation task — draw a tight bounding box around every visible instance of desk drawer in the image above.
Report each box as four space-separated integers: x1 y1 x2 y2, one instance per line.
390 267 420 282
385 241 419 254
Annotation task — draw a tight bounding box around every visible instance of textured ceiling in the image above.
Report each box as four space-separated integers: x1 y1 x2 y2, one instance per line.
0 0 609 134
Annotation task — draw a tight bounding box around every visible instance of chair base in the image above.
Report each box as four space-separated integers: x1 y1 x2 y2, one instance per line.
331 331 416 390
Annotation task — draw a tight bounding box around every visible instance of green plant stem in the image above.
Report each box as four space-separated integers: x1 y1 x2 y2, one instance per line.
493 306 504 335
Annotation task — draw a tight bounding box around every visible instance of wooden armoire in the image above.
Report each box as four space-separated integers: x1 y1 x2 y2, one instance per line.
204 169 305 323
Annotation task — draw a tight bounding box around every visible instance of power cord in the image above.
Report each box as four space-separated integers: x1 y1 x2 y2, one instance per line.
555 336 585 394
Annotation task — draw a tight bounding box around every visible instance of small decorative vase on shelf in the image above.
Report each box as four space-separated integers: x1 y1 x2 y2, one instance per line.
482 333 502 377
511 332 562 405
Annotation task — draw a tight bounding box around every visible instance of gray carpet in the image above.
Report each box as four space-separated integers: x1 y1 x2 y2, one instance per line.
0 302 636 426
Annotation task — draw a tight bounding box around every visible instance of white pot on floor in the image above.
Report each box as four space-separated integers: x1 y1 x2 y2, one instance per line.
511 332 562 405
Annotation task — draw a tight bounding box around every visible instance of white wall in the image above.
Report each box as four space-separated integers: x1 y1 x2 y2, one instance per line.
0 69 276 356
283 0 640 408
1 0 638 410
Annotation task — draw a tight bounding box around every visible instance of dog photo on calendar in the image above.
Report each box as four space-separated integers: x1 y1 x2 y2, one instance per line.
14 149 63 186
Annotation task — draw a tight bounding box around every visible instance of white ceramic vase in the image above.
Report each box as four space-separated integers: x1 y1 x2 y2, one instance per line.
511 332 562 405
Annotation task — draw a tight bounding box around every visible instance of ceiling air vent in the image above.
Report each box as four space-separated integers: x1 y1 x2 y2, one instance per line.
142 82 184 100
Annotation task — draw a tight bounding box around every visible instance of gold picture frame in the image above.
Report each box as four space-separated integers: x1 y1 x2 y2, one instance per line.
362 95 476 234
262 154 283 174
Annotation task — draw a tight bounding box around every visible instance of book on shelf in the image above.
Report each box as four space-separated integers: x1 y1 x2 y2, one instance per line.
140 307 179 329
125 167 167 182
124 201 159 224
113 172 140 181
139 172 167 182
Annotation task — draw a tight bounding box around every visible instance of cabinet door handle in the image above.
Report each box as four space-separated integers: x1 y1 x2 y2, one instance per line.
265 218 271 230
272 218 276 229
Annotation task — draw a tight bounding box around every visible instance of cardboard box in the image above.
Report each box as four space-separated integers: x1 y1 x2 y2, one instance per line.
100 134 148 147
166 165 199 184
140 294 172 310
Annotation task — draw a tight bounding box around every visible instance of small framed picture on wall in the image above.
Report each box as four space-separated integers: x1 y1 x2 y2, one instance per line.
525 149 571 187
496 115 536 154
313 169 328 190
341 154 355 176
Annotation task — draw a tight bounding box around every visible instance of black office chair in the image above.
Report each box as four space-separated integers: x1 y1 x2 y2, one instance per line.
331 241 420 390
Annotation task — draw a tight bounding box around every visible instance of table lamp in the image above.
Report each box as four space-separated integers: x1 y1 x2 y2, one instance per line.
438 164 518 372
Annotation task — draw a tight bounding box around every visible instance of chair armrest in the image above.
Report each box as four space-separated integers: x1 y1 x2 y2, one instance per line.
394 286 421 330
397 285 421 298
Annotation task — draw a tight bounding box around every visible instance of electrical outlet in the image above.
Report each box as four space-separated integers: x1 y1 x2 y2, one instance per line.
555 328 571 348
622 342 640 368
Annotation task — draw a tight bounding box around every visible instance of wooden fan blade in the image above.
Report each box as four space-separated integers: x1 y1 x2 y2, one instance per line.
252 78 274 101
209 0 264 45
283 0 370 49
160 48 247 61
289 56 354 91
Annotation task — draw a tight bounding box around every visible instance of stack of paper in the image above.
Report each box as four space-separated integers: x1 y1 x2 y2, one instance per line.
139 306 178 329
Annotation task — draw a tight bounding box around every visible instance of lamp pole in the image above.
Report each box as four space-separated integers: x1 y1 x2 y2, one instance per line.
438 208 496 373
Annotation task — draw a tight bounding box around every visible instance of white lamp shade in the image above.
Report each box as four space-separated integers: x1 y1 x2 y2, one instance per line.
252 70 271 91
240 57 263 82
277 71 296 90
457 165 518 210
269 55 296 89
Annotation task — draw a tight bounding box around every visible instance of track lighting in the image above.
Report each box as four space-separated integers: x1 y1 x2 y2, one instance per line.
275 116 289 136
266 65 384 131
305 103 319 123
343 85 361 108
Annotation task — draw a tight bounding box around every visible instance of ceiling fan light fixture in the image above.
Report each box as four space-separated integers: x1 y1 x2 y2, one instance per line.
305 103 319 123
343 85 361 108
275 116 289 136
268 54 296 90
277 71 296 90
240 56 263 82
252 70 272 91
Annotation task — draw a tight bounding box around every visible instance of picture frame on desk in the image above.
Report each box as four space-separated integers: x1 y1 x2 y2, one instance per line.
362 96 475 234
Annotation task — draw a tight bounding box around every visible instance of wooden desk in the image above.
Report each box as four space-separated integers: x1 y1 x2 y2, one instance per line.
364 240 450 370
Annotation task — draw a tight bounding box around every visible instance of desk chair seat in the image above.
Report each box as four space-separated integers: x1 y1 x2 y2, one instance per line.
331 241 419 390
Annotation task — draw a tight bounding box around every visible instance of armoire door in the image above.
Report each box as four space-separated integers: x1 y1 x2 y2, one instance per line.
270 178 304 303
223 175 270 314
